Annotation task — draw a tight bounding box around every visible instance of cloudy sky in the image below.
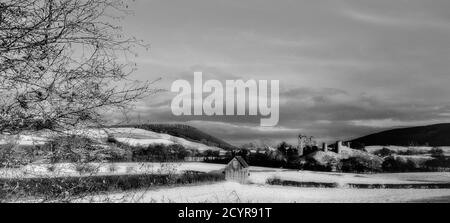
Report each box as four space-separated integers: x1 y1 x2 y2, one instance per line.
114 0 450 145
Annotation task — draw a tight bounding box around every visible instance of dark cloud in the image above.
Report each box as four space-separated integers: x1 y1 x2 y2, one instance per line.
104 0 450 145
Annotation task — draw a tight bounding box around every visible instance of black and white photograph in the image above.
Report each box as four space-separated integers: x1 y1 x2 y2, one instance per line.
1 0 450 206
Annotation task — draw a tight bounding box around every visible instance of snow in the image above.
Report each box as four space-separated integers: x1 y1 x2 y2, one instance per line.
2 162 448 187
3 162 450 203
114 138 174 146
0 162 227 179
106 128 223 152
0 127 223 153
80 182 450 203
0 134 48 146
249 170 450 185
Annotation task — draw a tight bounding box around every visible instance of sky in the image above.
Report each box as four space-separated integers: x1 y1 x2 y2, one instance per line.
112 0 450 146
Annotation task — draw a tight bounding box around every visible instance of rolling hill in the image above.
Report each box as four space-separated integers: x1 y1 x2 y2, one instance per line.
350 123 450 146
115 124 237 150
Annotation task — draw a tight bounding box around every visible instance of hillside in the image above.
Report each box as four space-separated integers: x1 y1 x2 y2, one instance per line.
350 123 450 146
0 128 225 153
115 124 237 150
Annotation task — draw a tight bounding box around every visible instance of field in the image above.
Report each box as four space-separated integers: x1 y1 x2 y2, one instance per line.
3 162 449 184
1 128 450 203
2 162 449 203
0 127 224 152
81 182 450 203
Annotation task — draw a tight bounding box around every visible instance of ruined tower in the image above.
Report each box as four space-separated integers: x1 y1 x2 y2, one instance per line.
297 134 304 156
322 143 328 152
335 141 343 154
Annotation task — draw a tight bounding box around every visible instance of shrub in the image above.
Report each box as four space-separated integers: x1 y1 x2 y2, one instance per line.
340 156 382 173
374 148 395 157
47 165 57 172
245 151 286 168
0 172 225 202
302 154 339 172
382 156 418 172
266 177 338 188
74 163 99 175
125 166 135 174
424 156 450 171
108 164 118 173
106 135 118 144
42 135 100 163
176 171 225 184
203 149 220 161
0 143 17 168
0 143 32 168
92 146 130 162
132 144 189 162
300 151 342 171
430 148 444 158
397 148 427 156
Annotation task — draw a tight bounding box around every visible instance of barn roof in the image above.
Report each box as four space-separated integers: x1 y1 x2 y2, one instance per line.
233 156 249 168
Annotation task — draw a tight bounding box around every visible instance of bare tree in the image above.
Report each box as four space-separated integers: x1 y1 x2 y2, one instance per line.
0 0 157 133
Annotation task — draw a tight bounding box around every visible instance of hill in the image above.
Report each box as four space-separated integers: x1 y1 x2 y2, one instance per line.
115 124 237 150
350 123 450 146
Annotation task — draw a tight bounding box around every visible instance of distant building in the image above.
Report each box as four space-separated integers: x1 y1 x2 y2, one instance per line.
335 141 343 153
322 143 328 152
223 156 250 184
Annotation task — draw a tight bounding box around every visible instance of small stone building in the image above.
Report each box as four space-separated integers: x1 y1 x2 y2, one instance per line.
223 156 250 184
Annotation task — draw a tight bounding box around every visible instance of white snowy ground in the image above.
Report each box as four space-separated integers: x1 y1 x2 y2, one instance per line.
2 162 449 186
248 169 450 185
3 162 450 203
0 127 223 152
79 182 450 203
0 162 226 178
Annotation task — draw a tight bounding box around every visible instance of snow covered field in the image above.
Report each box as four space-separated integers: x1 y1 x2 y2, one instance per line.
2 162 449 186
249 169 450 185
3 162 449 203
0 127 223 152
0 162 226 179
80 182 450 203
